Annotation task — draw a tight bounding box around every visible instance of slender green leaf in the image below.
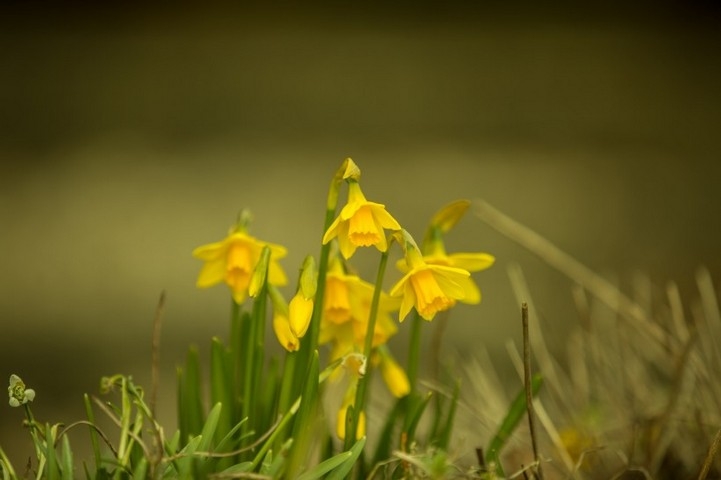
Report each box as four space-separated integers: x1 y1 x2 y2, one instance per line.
214 417 248 454
403 392 433 446
371 397 404 467
60 435 74 480
485 373 543 475
45 423 61 480
264 438 292 478
131 458 148 480
210 337 235 459
0 446 18 479
326 436 367 480
436 379 461 450
287 351 320 477
216 462 253 475
83 394 102 472
296 452 352 480
178 346 205 441
198 402 223 453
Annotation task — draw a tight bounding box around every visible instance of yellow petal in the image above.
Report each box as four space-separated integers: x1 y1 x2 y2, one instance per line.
192 240 226 261
231 288 247 305
429 199 470 233
398 281 416 322
369 203 401 230
447 252 495 272
456 275 481 304
336 405 366 440
196 260 226 288
335 222 357 259
380 354 410 398
431 268 468 300
339 198 364 221
322 216 342 245
273 313 299 352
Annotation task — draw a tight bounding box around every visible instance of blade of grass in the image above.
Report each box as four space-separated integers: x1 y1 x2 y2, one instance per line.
403 392 433 448
83 393 102 471
210 338 234 449
485 373 543 476
60 435 73 480
178 347 205 440
325 436 367 480
287 350 321 477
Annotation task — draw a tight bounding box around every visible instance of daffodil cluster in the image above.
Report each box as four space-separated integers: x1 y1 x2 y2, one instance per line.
191 157 493 449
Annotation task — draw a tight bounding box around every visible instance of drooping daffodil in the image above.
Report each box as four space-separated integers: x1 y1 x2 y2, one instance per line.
322 180 401 259
193 217 288 304
390 230 475 322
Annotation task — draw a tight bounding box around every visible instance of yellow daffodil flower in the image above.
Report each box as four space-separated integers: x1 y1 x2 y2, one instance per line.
319 258 399 356
322 181 401 259
193 229 288 304
398 234 495 305
390 235 473 322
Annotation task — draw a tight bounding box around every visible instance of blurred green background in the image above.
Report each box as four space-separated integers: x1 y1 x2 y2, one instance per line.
1 2 720 464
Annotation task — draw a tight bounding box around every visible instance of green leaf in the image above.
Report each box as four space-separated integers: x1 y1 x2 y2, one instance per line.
216 462 253 475
210 337 235 458
178 346 205 441
287 351 320 477
131 458 148 480
60 435 74 480
325 436 367 480
296 452 352 480
198 402 223 453
485 373 543 475
403 392 433 446
265 438 292 478
371 397 404 467
436 379 461 450
83 394 102 472
0 446 18 479
169 435 202 479
45 423 61 480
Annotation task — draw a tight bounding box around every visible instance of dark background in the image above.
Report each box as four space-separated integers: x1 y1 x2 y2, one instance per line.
1 2 720 465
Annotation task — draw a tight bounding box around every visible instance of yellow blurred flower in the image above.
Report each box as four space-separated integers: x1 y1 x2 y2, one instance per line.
337 400 366 441
319 257 399 359
377 347 410 398
193 229 288 304
322 181 401 259
335 370 366 440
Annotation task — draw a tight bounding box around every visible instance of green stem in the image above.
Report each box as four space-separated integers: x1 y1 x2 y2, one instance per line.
277 351 297 422
347 249 390 448
306 216 333 356
406 310 423 394
295 201 336 397
241 293 263 443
